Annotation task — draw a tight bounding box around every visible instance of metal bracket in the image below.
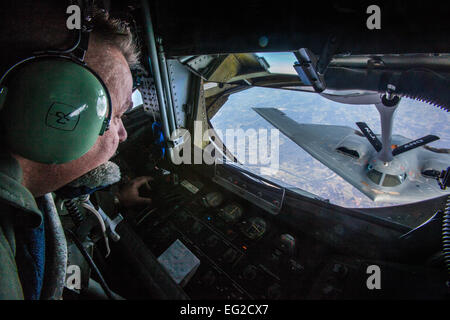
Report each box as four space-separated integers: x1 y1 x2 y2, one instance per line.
140 76 160 119
167 135 184 148
317 34 340 74
293 48 326 92
167 59 193 129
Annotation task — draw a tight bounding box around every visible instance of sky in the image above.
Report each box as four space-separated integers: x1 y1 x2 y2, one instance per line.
256 52 298 75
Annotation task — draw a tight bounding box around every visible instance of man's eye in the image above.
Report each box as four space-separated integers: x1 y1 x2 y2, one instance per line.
116 114 126 121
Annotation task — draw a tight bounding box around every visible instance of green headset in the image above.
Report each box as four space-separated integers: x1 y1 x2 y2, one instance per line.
0 16 112 164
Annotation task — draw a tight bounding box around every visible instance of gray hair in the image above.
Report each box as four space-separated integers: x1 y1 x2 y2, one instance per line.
90 8 140 68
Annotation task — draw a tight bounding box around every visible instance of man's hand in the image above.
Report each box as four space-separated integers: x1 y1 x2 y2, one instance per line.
117 176 153 208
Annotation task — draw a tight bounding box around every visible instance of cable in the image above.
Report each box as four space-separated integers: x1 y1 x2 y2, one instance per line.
42 28 82 55
64 199 84 227
81 202 111 257
65 229 116 300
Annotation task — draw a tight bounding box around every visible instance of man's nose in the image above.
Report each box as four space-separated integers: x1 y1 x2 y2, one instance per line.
118 120 128 142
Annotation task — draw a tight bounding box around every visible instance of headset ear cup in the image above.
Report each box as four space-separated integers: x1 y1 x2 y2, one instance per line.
0 57 111 164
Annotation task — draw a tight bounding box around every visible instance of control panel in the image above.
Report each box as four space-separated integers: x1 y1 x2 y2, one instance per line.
133 178 327 299
125 170 448 300
213 164 285 215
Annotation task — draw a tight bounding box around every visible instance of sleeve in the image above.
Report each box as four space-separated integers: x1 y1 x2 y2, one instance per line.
0 210 24 300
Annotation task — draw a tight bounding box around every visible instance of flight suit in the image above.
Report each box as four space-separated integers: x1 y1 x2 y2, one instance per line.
0 153 43 299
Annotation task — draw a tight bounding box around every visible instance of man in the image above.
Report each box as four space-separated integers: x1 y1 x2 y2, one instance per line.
0 1 150 299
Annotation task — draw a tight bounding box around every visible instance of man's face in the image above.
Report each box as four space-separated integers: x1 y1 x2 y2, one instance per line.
82 41 132 165
55 39 132 183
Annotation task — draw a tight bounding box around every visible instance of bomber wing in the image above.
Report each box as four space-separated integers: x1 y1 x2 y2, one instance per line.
253 107 450 203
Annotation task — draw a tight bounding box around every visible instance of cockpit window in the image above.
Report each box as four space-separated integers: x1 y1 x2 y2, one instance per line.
257 52 297 74
382 173 407 187
336 147 360 159
129 89 143 111
208 52 450 211
367 169 383 185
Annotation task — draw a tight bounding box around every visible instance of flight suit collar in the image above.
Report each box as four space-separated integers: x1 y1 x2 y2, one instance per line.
0 152 42 228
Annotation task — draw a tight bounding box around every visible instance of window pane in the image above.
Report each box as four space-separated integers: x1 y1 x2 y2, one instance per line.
209 73 449 210
131 89 143 109
367 169 383 185
382 174 402 187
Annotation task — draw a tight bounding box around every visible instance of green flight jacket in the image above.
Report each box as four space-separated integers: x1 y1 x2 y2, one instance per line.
0 153 42 299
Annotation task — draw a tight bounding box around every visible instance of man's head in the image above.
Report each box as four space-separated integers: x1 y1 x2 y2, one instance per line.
0 1 140 196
